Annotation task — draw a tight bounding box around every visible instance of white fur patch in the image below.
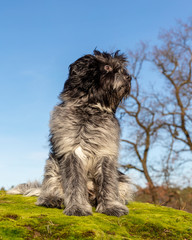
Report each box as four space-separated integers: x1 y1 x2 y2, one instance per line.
75 146 87 163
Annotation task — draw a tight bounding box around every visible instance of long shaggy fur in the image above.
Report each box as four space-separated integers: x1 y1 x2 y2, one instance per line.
8 50 132 216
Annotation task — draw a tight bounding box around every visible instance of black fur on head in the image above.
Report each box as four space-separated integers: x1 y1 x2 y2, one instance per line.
60 50 132 112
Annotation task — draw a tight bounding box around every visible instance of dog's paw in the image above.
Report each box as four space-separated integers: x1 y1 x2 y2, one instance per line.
96 201 129 217
36 195 64 209
64 204 92 216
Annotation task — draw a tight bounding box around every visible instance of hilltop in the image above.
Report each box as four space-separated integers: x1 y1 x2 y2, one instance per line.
0 191 192 239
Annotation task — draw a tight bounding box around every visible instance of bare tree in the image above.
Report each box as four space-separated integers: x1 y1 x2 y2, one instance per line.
152 19 192 156
119 19 192 204
119 43 163 203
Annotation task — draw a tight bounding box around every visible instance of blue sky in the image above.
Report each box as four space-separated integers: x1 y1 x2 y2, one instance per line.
0 0 192 189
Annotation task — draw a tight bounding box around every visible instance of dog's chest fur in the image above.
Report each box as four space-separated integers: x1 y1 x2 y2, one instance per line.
50 102 120 170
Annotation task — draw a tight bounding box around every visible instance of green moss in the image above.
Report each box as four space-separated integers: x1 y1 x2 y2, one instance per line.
0 191 192 239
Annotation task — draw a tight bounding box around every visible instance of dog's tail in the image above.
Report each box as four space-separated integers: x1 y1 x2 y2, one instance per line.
7 181 41 197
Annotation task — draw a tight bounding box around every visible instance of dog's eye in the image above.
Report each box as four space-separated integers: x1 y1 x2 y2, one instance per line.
104 65 113 72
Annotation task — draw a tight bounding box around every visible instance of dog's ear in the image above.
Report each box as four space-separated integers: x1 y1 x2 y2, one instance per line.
69 54 97 78
61 54 100 100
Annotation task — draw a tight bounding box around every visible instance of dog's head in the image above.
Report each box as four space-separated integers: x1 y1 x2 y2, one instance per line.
60 50 132 112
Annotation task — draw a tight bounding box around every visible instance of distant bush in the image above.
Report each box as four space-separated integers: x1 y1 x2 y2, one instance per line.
135 186 192 213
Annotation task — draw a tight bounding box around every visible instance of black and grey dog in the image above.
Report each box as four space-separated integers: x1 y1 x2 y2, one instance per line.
8 50 132 216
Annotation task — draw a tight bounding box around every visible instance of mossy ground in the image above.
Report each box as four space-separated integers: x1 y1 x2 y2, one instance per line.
0 191 192 239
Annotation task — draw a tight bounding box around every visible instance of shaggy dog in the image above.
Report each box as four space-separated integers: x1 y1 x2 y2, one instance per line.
8 50 132 216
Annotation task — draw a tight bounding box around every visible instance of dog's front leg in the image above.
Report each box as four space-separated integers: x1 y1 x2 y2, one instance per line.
61 154 92 216
94 157 129 216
